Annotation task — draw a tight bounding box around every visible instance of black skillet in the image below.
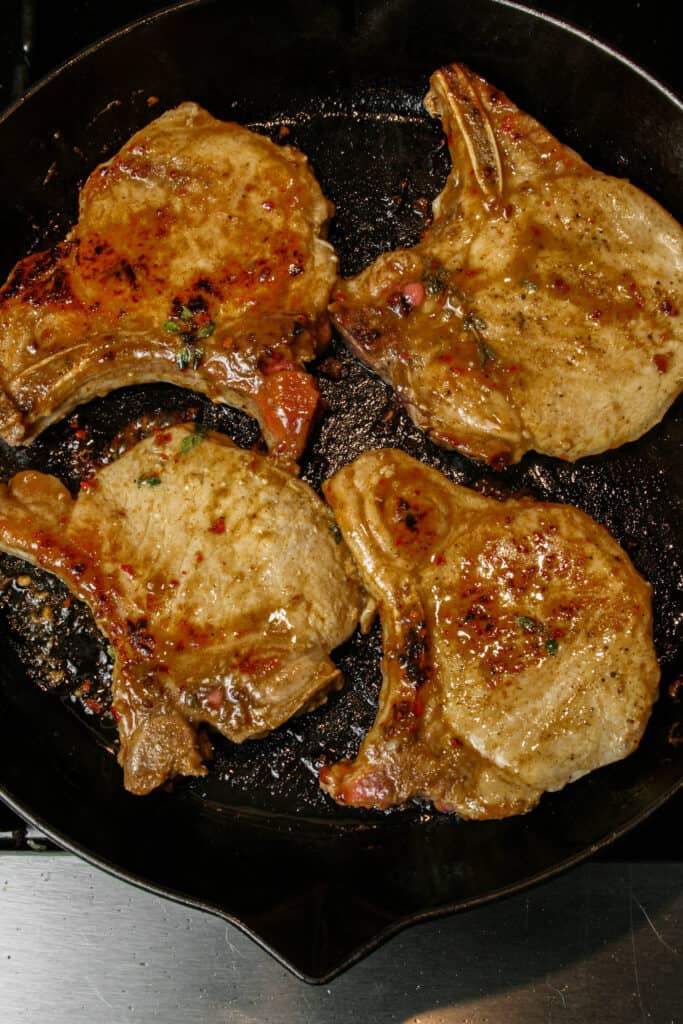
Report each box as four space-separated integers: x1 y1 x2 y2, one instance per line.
0 0 681 982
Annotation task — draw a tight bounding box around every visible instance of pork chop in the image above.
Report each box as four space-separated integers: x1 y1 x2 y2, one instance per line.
0 103 337 459
320 449 659 817
0 425 364 794
331 64 683 465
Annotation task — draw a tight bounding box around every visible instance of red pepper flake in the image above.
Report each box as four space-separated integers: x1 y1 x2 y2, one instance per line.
259 352 295 375
81 680 92 694
589 309 603 321
433 553 446 566
403 281 425 306
84 698 103 714
501 115 522 140
238 656 280 676
120 563 136 578
334 291 345 302
154 431 172 444
506 364 519 374
195 551 204 564
628 281 645 309
74 428 88 440
659 298 678 316
653 353 670 373
502 204 514 220
209 516 226 534
262 200 274 211
488 452 511 471
205 687 224 709
62 598 72 609
79 478 98 491
110 705 121 722
552 277 570 293
450 737 462 747
437 353 454 363
278 125 290 139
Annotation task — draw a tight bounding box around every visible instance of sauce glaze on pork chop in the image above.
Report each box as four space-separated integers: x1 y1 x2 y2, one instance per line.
331 64 683 465
0 425 365 794
320 449 660 818
0 103 338 459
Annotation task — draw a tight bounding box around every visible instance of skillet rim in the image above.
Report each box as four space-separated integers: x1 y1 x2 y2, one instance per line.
0 0 681 982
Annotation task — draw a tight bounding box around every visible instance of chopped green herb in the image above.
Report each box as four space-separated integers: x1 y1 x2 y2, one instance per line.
177 344 204 370
106 644 116 660
197 320 216 340
516 615 560 655
463 313 488 333
179 305 194 321
477 341 498 368
520 279 538 293
163 320 180 333
137 474 161 487
328 522 342 544
422 262 450 295
180 427 206 453
516 615 540 633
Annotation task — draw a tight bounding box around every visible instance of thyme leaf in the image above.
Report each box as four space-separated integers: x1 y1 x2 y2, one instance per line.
177 344 204 370
197 320 216 339
180 425 207 453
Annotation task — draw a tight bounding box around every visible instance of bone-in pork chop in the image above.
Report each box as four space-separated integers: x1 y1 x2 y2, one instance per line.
0 425 364 794
320 449 659 818
331 64 683 465
0 103 337 459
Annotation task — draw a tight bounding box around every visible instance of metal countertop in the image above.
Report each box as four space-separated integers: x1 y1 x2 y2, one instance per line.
1 855 681 1022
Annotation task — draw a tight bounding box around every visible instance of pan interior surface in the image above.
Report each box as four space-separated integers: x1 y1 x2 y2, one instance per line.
0 0 681 981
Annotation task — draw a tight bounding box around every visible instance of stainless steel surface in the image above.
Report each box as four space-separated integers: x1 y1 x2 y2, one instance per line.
0 854 681 1022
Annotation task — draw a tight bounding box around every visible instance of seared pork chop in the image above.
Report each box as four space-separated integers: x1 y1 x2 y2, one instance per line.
320 449 659 817
331 64 683 465
0 103 337 459
0 425 364 794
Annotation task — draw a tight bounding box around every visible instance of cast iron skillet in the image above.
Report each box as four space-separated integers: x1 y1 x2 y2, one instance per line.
0 0 681 982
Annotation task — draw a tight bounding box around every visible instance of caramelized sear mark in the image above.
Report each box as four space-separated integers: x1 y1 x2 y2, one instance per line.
0 426 364 795
331 63 683 464
320 449 659 818
0 103 337 458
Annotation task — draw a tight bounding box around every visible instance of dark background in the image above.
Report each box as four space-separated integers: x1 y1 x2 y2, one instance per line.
0 0 681 856
0 0 681 110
